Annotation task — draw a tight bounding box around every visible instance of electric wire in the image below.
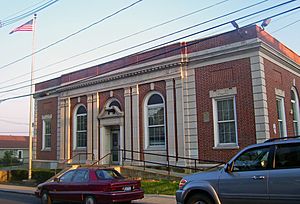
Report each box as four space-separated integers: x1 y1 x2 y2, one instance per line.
0 5 299 102
0 0 287 92
0 0 58 28
271 18 300 33
0 0 232 86
0 0 143 71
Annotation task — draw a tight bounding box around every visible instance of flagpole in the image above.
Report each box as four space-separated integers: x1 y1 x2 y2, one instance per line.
28 14 37 180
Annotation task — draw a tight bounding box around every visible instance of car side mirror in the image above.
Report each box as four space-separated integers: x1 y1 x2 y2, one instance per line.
225 162 234 173
53 177 60 183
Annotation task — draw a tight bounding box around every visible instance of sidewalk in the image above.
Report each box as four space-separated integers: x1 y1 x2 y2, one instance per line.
0 184 176 204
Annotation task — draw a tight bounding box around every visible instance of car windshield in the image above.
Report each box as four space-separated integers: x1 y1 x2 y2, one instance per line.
95 169 124 180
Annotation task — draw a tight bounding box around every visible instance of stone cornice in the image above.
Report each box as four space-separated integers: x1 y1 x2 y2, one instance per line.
55 61 181 93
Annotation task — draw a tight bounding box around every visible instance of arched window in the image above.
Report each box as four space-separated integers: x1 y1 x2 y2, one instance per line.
291 88 300 135
74 105 87 148
109 100 122 111
144 93 166 148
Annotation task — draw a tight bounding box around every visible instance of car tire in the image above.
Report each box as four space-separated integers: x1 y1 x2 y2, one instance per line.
84 196 96 204
41 191 52 204
186 194 213 204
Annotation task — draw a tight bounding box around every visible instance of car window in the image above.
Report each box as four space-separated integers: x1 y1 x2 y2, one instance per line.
96 169 123 180
275 143 300 169
72 169 89 183
60 170 76 183
233 146 270 171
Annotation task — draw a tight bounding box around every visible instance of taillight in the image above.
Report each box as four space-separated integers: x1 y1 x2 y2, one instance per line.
179 179 187 189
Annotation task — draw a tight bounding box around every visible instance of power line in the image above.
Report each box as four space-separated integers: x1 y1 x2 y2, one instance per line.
0 118 28 126
0 0 232 86
0 0 58 28
0 0 284 92
0 0 143 71
0 5 299 103
271 18 300 33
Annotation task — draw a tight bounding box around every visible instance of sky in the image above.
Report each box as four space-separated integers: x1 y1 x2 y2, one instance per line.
0 0 299 136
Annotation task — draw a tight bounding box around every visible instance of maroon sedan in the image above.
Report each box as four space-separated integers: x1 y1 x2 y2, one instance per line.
35 167 144 204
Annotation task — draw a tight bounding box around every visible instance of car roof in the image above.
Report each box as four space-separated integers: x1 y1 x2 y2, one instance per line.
244 138 300 150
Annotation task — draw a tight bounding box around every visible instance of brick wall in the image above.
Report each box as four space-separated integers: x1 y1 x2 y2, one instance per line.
36 97 58 160
264 58 300 138
195 58 256 161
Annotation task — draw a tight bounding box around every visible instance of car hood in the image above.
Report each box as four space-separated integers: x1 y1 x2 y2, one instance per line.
183 168 222 182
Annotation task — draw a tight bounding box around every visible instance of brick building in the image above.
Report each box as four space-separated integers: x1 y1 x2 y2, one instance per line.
33 25 300 168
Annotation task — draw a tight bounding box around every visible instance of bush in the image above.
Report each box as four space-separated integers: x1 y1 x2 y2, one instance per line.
10 169 56 183
32 170 55 184
10 170 28 181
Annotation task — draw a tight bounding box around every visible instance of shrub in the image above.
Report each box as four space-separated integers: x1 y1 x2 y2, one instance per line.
32 170 55 184
10 170 28 181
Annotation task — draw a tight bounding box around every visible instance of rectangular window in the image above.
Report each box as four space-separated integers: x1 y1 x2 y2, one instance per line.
276 97 286 137
148 106 165 146
42 119 51 149
76 114 87 147
213 97 237 147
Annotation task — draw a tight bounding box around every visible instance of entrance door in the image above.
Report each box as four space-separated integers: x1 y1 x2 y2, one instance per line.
111 130 120 164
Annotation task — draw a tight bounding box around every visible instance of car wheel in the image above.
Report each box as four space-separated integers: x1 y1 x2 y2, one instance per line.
186 194 213 204
84 196 96 204
41 191 52 204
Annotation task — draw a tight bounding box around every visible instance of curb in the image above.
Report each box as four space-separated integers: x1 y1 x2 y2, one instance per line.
0 189 35 196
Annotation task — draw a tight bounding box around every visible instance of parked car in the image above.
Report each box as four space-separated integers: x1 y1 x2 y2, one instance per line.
176 137 300 204
35 167 144 204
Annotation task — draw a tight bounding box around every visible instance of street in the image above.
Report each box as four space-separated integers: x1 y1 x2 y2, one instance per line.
0 191 176 204
0 191 38 204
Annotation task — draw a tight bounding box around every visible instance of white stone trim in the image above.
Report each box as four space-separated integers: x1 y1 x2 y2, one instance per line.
275 88 285 98
87 94 93 161
175 77 185 159
250 55 270 143
124 87 132 160
131 85 140 161
183 68 198 159
209 87 237 98
166 79 176 159
92 93 99 161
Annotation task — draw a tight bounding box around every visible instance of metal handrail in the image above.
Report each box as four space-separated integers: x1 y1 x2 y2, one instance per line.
119 149 225 172
90 153 112 167
62 152 94 165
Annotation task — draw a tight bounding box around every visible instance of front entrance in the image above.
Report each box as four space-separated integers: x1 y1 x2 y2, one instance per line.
111 130 120 164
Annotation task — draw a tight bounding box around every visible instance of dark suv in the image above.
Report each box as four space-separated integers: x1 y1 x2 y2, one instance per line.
176 137 300 204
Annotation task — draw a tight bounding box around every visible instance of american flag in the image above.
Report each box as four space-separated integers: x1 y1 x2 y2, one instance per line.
9 19 33 34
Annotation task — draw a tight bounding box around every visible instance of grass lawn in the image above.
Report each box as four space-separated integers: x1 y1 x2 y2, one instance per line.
141 179 179 195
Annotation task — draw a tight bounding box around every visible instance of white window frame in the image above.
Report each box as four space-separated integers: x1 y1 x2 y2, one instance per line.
276 96 287 137
42 115 52 150
212 96 238 148
73 104 87 150
291 88 300 135
144 92 166 150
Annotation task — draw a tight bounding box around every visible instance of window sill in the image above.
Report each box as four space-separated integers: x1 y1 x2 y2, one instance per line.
144 146 166 151
73 147 87 151
41 148 51 152
213 145 239 150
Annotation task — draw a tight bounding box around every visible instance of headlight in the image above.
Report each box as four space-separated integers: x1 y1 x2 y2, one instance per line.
179 179 187 190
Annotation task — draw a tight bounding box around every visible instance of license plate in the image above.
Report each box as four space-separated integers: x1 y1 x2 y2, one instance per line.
124 186 132 192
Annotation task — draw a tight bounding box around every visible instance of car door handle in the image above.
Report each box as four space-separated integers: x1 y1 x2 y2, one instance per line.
252 176 265 180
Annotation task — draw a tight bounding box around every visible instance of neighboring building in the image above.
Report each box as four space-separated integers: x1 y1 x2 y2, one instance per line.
33 25 300 168
0 135 29 163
